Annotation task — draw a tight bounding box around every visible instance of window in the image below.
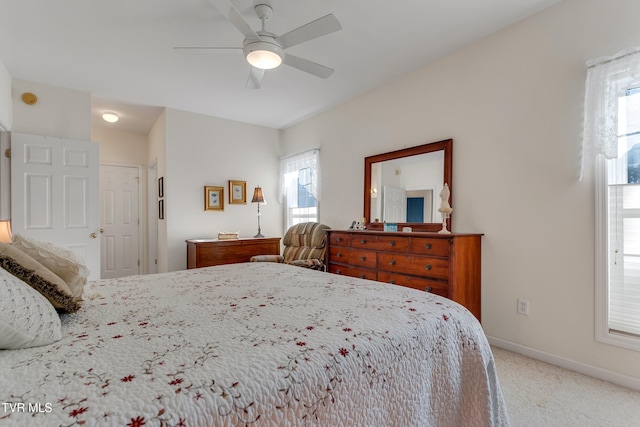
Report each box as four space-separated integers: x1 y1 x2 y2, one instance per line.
280 150 320 228
603 90 640 339
588 49 640 350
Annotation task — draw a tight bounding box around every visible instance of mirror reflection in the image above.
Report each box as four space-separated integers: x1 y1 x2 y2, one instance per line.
369 151 444 223
364 139 452 232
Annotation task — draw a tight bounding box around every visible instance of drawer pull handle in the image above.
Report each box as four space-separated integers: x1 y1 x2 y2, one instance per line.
336 269 342 274
360 256 366 261
389 240 396 247
425 264 432 270
337 237 343 242
389 259 396 266
425 243 432 249
360 239 367 244
360 274 366 279
425 286 432 292
337 252 342 258
390 280 395 284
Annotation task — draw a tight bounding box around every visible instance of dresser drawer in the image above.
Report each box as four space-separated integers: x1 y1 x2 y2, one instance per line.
409 237 450 257
328 264 377 281
351 234 410 252
329 232 352 246
328 247 377 269
378 253 449 280
328 246 349 263
348 249 377 269
377 271 448 297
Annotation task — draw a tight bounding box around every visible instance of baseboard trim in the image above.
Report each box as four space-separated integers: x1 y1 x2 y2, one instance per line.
487 336 640 392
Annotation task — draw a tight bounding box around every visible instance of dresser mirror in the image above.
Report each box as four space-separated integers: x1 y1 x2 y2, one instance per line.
364 139 453 232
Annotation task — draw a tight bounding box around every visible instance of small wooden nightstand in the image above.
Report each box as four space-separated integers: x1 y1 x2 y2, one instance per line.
186 237 281 269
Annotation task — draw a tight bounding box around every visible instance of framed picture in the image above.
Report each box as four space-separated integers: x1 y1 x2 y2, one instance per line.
204 186 224 211
159 199 164 220
158 177 164 198
228 180 246 204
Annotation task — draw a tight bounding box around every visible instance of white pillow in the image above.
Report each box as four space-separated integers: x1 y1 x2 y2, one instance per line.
0 267 62 349
12 234 89 300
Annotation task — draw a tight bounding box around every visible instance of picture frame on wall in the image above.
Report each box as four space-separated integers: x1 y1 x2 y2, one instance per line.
158 177 164 198
228 180 247 204
159 199 164 220
204 186 224 211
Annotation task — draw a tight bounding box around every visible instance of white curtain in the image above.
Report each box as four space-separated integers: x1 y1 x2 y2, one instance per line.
582 47 640 180
279 149 320 202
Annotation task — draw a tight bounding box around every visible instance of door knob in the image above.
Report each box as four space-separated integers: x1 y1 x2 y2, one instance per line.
100 228 104 233
90 233 98 239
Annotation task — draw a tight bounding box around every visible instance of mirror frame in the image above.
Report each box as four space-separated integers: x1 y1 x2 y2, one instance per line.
364 138 453 232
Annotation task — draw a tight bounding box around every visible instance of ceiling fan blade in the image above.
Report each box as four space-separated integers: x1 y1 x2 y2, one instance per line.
207 0 261 40
283 54 334 79
246 67 265 89
277 14 342 49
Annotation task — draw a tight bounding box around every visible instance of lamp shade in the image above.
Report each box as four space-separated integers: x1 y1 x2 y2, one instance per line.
0 220 12 243
251 186 265 203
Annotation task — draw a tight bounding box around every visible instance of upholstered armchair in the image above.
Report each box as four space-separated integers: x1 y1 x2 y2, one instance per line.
250 222 330 271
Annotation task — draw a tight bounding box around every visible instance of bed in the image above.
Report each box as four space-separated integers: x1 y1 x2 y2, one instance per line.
1 260 509 426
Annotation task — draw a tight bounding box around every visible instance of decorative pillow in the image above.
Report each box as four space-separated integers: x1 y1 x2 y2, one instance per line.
250 254 284 263
286 259 325 270
0 243 80 313
0 267 62 349
12 234 89 300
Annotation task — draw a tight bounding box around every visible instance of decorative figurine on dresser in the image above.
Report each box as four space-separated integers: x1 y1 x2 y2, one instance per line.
339 138 483 321
437 183 453 234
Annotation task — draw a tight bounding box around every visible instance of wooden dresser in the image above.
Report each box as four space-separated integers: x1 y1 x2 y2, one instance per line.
326 230 482 320
186 237 281 269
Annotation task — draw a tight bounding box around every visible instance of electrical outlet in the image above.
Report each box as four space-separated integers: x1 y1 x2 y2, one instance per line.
517 298 530 316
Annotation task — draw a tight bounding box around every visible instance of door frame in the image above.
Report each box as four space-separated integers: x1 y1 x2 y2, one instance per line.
100 161 146 275
147 159 158 275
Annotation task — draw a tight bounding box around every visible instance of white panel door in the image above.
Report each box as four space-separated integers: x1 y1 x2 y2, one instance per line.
11 132 100 279
100 164 140 279
382 185 407 223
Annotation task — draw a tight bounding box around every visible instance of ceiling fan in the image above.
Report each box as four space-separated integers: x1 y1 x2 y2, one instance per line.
176 0 342 89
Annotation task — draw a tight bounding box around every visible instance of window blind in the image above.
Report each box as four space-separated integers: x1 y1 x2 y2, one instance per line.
608 183 640 336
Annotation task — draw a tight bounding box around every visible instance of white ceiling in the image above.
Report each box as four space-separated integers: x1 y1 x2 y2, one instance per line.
0 0 560 133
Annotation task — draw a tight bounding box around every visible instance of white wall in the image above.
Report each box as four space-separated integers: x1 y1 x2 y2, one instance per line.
164 108 281 272
12 80 90 140
92 126 148 165
0 59 11 130
281 0 640 383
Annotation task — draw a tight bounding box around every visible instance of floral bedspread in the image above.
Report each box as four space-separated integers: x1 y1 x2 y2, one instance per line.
0 262 509 427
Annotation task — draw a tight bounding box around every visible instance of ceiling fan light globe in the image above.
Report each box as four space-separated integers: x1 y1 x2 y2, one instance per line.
243 38 284 70
247 50 282 69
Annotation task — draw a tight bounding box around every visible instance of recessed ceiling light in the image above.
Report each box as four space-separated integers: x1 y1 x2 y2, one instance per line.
102 112 119 123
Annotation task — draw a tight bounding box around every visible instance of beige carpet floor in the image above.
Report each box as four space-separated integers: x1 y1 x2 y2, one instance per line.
492 346 640 427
